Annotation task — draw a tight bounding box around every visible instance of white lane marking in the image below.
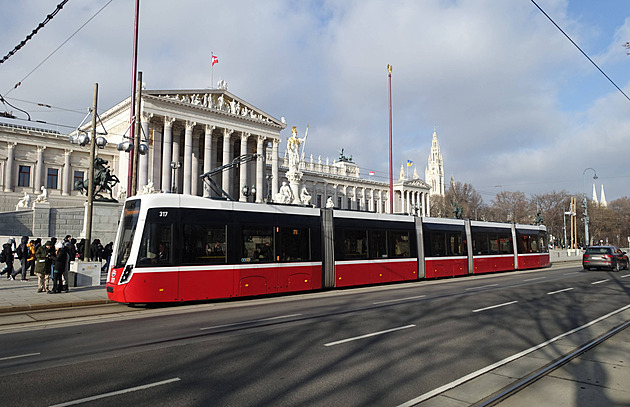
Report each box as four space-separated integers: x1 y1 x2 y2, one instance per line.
523 277 546 282
397 303 630 407
324 324 415 347
621 274 630 278
563 272 579 275
547 287 574 295
373 295 426 304
465 284 498 291
200 314 302 331
48 378 181 407
0 352 40 361
472 301 518 313
591 279 609 285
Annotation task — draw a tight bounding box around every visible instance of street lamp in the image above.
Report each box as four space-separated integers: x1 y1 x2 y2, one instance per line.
582 168 598 247
170 161 181 193
242 183 256 202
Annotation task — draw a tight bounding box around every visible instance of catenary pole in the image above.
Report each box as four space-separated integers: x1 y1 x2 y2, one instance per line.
388 64 393 214
131 71 143 196
85 83 98 250
127 0 140 194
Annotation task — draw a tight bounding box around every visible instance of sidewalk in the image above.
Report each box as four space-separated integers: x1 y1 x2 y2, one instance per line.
0 274 111 313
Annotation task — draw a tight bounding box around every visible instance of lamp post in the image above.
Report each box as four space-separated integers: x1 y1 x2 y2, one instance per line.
170 161 181 193
582 167 598 247
242 183 256 202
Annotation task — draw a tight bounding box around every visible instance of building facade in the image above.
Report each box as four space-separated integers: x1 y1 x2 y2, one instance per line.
0 85 432 230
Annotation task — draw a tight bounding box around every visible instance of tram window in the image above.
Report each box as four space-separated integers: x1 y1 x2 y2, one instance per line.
137 223 173 267
428 231 447 257
369 230 388 258
278 227 310 261
343 229 368 259
391 231 410 257
114 200 140 269
518 233 540 253
499 234 513 254
489 234 499 254
242 226 274 262
183 224 226 264
448 232 465 256
472 232 489 255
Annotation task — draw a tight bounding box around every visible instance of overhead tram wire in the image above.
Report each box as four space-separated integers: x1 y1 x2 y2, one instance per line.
531 0 630 104
0 0 69 66
2 96 85 115
4 0 116 96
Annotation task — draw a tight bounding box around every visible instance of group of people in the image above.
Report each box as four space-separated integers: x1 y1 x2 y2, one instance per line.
0 235 114 294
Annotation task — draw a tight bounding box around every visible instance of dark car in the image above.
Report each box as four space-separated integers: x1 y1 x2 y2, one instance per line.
583 246 629 271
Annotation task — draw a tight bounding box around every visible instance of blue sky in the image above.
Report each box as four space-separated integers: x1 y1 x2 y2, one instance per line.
0 0 629 202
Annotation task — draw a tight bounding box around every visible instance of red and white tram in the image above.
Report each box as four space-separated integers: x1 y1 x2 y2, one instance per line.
106 194 549 304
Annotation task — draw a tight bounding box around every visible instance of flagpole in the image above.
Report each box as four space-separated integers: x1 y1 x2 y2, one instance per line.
211 51 214 89
387 64 393 214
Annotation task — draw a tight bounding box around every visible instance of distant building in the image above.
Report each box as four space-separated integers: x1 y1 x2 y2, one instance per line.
425 129 445 196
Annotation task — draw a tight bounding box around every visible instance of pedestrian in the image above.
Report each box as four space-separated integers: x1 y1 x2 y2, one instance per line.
0 238 16 280
62 241 72 292
50 242 68 294
47 237 57 287
90 239 102 262
11 235 29 281
27 239 36 276
76 238 86 261
34 240 51 293
101 242 113 272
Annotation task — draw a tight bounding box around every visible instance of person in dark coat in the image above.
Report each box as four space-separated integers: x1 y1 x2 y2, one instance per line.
12 235 30 281
0 238 16 280
50 243 68 294
34 241 51 293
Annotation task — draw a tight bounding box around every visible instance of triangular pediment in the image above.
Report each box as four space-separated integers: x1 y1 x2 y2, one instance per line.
398 178 430 189
145 89 286 128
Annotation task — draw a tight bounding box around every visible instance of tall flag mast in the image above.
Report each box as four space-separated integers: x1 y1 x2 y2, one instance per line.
211 52 219 88
387 64 393 213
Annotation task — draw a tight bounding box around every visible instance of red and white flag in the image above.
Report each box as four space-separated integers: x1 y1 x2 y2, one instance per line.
369 170 375 176
212 55 219 66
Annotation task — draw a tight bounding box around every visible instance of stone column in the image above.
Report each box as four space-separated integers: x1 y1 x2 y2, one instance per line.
239 133 249 201
426 193 431 217
62 149 71 196
192 134 200 196
256 136 265 203
203 125 214 197
161 117 175 192
152 124 163 188
222 129 233 197
271 139 279 200
139 113 152 189
5 142 15 192
35 146 45 193
172 128 181 193
183 120 196 195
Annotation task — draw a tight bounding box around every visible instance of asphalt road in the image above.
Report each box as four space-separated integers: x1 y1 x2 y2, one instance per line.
1 263 629 407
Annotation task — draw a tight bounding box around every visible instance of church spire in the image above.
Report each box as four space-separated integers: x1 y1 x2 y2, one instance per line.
592 183 598 204
600 184 607 207
425 128 445 196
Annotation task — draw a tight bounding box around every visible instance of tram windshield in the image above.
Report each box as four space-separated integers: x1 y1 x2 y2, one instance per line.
113 200 141 269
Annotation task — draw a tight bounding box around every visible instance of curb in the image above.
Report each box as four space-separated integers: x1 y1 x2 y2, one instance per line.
0 299 114 314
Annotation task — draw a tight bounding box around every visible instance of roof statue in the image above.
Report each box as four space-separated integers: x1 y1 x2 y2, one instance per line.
338 148 352 163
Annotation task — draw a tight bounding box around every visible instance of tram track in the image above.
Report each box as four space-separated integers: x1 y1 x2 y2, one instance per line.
473 319 630 406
